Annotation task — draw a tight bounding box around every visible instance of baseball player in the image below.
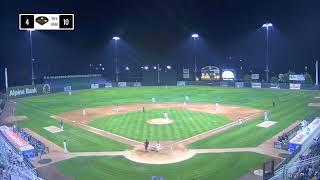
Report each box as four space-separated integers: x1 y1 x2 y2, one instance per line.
238 117 244 128
155 141 161 152
152 97 156 103
144 139 149 152
163 112 169 120
83 109 86 116
63 139 67 153
215 103 219 111
264 111 269 121
60 120 64 130
185 96 189 101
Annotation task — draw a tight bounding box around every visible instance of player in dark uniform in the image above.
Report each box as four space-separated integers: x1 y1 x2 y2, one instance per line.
144 139 149 152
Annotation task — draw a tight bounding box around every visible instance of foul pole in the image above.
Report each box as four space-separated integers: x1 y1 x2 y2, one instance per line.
316 60 318 85
5 68 8 93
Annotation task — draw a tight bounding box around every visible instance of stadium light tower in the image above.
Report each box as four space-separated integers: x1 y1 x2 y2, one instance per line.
191 33 199 80
28 29 35 85
262 23 273 82
113 36 120 82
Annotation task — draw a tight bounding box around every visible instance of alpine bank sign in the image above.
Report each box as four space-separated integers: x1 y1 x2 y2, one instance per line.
9 87 37 97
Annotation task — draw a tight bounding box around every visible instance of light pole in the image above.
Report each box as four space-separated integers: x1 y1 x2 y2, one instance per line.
28 29 35 85
262 23 273 82
113 36 120 82
191 33 199 80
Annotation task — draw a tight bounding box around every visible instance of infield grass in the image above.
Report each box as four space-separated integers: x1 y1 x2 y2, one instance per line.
89 109 231 141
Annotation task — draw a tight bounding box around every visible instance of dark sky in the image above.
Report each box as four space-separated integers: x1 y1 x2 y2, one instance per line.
1 0 320 88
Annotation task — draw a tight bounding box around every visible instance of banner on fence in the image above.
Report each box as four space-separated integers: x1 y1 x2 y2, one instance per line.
235 82 244 88
290 83 301 90
177 81 186 86
105 83 112 88
251 82 261 88
270 83 280 89
64 86 72 92
118 82 127 87
251 74 259 80
289 74 305 81
91 84 99 89
220 82 229 87
133 82 141 87
8 84 51 98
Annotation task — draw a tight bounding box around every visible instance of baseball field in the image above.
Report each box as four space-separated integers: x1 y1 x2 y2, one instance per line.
13 86 320 180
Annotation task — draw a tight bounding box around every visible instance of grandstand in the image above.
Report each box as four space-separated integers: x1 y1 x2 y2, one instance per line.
0 128 41 180
269 118 320 180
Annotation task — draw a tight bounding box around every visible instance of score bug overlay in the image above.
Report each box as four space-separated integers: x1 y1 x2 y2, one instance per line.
19 14 74 30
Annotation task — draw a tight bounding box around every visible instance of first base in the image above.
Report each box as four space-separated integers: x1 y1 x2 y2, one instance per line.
256 121 277 128
44 126 64 133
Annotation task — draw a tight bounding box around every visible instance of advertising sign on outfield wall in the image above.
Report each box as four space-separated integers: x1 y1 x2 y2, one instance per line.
235 82 244 88
118 82 127 87
177 81 186 86
8 84 51 98
251 82 261 88
133 82 142 87
105 83 112 88
289 75 305 81
251 74 259 80
220 82 229 87
91 84 99 89
64 86 72 92
270 83 280 89
290 83 301 90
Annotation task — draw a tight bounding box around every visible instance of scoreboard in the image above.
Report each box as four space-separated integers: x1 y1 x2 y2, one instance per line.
19 14 74 30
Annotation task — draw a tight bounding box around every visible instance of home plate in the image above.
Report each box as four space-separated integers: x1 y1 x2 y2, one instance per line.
256 121 277 128
44 126 63 133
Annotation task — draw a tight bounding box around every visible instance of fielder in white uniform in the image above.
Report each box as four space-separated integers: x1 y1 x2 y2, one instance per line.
163 112 169 120
152 97 156 103
83 109 86 116
185 96 189 101
63 139 67 153
155 141 161 152
215 103 219 111
264 111 269 121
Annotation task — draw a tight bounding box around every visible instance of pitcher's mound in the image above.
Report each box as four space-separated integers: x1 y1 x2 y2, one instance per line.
124 142 195 164
146 118 174 125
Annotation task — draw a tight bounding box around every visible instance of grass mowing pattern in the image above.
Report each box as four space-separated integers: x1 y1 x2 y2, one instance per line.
16 86 320 151
89 109 231 141
54 153 267 180
16 102 130 152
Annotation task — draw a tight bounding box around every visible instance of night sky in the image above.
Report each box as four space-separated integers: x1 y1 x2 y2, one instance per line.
1 0 320 89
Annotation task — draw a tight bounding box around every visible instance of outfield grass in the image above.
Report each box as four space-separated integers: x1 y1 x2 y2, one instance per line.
54 153 267 180
89 109 231 141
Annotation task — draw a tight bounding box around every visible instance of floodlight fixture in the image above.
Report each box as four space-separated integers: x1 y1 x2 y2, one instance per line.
191 33 199 38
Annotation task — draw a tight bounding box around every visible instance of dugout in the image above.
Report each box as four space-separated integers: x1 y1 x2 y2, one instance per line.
142 69 177 86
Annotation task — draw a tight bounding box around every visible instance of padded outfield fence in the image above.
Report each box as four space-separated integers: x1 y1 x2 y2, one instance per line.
5 80 320 99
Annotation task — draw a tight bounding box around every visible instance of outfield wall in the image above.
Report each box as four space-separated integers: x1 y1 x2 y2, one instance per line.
6 80 319 99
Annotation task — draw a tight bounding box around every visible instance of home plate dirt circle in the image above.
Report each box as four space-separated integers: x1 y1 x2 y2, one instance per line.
146 118 174 125
124 142 195 164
